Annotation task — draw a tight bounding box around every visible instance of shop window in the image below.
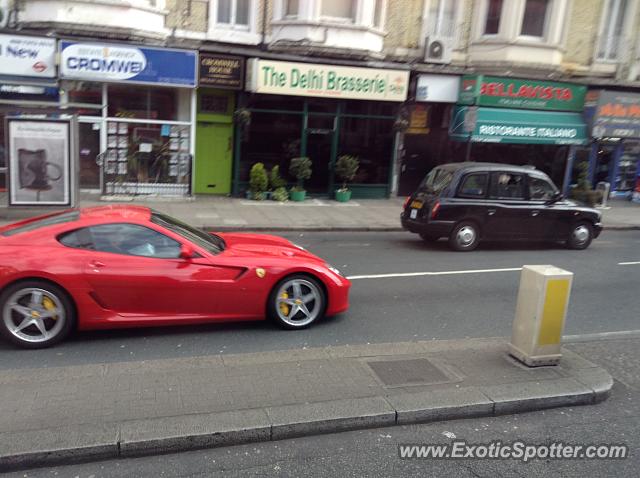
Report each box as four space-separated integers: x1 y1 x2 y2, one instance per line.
520 0 550 38
344 100 396 117
489 172 525 200
199 94 230 115
339 116 394 184
483 0 503 35
239 112 302 183
246 94 304 112
107 85 179 121
458 173 488 198
321 0 356 21
217 0 250 28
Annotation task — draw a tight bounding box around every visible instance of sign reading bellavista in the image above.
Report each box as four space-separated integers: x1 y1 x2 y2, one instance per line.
247 59 409 102
459 75 586 112
199 53 244 90
0 34 56 78
587 90 640 139
59 41 197 87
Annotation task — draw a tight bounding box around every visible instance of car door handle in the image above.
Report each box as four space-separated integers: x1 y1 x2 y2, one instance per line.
88 261 106 269
487 209 496 216
530 210 540 217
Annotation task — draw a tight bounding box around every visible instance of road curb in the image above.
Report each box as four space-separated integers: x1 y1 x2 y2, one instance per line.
0 369 613 472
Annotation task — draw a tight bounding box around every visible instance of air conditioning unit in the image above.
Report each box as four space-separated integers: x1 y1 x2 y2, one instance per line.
424 36 453 64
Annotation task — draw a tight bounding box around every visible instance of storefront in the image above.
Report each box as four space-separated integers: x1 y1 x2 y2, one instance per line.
236 59 410 198
450 76 588 189
194 53 244 195
580 90 640 200
0 33 58 190
59 41 197 195
398 74 461 195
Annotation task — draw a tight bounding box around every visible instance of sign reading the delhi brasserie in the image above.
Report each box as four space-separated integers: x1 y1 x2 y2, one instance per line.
459 75 586 112
247 59 409 102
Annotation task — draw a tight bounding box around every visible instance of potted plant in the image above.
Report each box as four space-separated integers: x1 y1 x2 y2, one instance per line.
569 161 604 207
289 156 312 201
249 162 268 200
334 155 359 202
269 165 288 202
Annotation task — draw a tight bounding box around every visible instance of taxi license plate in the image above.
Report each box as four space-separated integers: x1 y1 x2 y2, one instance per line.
410 200 423 209
410 209 418 219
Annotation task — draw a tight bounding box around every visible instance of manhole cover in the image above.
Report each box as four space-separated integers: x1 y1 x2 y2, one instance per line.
367 358 450 387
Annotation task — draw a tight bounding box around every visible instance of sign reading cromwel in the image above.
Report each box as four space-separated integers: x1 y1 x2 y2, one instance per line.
199 53 244 90
459 75 586 112
0 34 56 78
589 90 640 139
60 41 197 87
247 59 409 102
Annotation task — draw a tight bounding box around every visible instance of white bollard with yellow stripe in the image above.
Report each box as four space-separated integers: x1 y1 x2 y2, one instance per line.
509 265 573 367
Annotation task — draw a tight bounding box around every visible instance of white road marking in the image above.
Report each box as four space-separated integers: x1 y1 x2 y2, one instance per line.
618 261 640 265
347 267 522 280
563 329 640 342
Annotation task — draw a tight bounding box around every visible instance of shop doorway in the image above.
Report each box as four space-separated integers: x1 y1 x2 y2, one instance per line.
304 114 335 194
195 121 233 194
78 121 101 189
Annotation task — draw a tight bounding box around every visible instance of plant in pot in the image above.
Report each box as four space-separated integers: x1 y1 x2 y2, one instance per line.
569 161 603 207
334 155 359 202
249 162 268 200
269 165 288 202
289 157 312 201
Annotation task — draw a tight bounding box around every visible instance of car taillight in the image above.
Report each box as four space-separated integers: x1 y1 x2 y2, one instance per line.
431 201 441 219
403 196 411 209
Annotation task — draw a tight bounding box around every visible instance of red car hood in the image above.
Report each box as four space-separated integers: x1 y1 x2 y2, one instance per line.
216 233 324 262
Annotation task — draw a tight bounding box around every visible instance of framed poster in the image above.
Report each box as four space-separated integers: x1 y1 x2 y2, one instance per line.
7 118 72 206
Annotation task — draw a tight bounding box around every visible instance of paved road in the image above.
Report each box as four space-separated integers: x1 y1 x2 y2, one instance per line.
8 337 639 477
0 230 638 369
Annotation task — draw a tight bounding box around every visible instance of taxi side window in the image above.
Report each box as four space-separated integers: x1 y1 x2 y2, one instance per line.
489 172 525 200
528 176 557 201
457 173 488 199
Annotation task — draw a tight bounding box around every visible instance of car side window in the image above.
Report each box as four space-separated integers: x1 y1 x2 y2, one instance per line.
457 173 488 199
88 224 182 258
528 176 557 201
59 227 95 250
489 172 525 200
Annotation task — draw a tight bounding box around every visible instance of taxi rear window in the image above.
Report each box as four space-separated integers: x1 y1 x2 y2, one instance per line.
1 211 80 237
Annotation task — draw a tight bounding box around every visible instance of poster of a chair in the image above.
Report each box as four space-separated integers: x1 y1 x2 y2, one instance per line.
7 118 73 206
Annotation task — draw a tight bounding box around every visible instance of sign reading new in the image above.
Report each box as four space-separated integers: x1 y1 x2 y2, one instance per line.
0 34 56 78
60 41 197 87
247 59 409 102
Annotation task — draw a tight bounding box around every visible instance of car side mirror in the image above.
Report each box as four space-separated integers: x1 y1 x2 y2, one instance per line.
545 192 563 205
179 244 195 260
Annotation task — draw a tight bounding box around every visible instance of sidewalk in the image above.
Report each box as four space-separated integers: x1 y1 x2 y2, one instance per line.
1 193 638 231
0 338 612 470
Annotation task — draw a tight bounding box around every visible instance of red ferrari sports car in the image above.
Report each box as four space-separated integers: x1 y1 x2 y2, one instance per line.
0 206 351 348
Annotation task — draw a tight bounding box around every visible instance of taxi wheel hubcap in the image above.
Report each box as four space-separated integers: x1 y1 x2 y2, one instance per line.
573 225 590 244
275 279 322 327
456 226 476 247
2 288 65 344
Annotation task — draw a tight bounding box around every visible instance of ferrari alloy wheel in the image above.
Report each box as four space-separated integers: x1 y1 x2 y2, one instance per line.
269 275 326 329
0 281 75 349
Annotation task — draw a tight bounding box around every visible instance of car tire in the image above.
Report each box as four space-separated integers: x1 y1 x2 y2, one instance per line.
419 232 440 242
567 221 593 250
0 280 75 349
449 221 480 252
268 274 326 330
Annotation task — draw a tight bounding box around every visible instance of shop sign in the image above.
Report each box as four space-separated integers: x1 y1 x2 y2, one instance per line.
450 106 588 145
199 53 244 90
415 74 460 103
406 104 429 135
60 41 197 87
458 75 586 112
588 90 640 139
247 59 409 102
0 34 56 78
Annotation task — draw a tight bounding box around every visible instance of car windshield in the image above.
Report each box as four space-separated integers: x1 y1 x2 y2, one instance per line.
151 211 225 255
419 167 454 194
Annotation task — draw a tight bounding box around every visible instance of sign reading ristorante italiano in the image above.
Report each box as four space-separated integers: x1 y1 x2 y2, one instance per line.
459 75 586 112
247 59 409 102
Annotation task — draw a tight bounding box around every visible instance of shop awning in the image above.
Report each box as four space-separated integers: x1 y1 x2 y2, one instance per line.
450 106 588 145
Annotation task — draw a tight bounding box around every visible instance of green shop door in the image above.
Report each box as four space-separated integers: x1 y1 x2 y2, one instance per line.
194 90 235 194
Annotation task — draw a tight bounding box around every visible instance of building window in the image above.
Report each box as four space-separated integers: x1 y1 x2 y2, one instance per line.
373 0 384 28
321 0 356 21
217 0 250 27
520 0 550 37
427 0 458 38
596 0 629 61
285 0 298 17
483 0 503 35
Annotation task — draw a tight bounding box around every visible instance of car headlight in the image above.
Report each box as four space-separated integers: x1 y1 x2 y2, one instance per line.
326 264 342 276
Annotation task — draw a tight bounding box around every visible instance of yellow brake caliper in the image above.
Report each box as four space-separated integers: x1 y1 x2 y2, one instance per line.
42 296 58 321
279 292 290 316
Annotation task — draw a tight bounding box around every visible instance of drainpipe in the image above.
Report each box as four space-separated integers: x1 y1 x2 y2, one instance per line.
259 0 268 50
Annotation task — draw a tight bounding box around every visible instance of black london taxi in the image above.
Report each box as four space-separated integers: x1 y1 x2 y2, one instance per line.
401 162 603 251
